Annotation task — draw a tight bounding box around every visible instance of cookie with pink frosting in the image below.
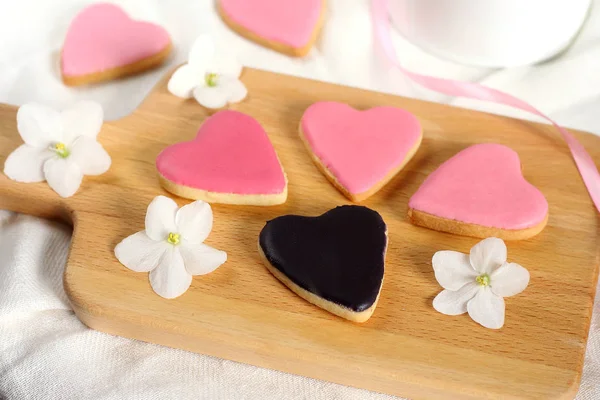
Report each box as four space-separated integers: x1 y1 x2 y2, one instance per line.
156 110 287 206
217 0 325 57
61 3 172 86
408 143 549 240
300 101 423 202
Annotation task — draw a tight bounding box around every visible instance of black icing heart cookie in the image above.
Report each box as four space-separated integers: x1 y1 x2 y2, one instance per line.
258 205 387 323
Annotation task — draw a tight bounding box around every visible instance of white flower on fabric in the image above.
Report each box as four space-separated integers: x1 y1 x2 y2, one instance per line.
167 35 247 109
114 196 227 299
3 101 111 198
432 237 530 329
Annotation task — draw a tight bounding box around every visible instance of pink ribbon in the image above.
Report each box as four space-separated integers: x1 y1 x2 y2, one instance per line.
371 0 600 213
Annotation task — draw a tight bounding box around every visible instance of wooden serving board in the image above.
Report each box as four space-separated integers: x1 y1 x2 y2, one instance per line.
0 68 598 400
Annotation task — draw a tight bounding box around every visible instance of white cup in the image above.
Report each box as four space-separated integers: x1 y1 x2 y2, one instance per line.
389 0 591 67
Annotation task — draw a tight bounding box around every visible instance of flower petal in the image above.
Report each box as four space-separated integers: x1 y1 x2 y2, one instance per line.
467 287 505 329
208 53 243 78
221 77 247 103
193 85 230 109
188 35 215 70
145 196 178 241
175 200 213 244
43 157 83 198
168 64 200 99
180 243 227 275
149 247 192 299
17 103 62 146
432 250 477 291
4 144 54 182
115 231 169 272
432 282 479 316
490 262 530 297
470 237 507 274
70 136 111 176
61 101 104 144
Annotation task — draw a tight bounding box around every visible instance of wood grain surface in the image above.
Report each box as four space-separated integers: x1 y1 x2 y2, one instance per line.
0 67 598 400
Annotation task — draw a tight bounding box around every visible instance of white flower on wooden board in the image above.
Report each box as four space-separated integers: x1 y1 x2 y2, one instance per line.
168 35 247 109
114 196 227 299
3 101 111 198
432 237 530 329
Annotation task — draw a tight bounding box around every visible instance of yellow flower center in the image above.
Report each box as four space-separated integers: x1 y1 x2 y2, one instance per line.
205 72 219 87
476 274 491 287
167 232 180 245
167 232 179 245
52 142 70 158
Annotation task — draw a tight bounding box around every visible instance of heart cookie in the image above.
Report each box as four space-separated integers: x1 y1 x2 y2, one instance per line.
217 0 325 57
258 205 387 323
156 110 287 205
408 143 549 240
300 101 422 202
61 3 172 86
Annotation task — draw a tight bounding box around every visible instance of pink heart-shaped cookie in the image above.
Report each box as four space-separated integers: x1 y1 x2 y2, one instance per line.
300 101 422 202
156 110 287 206
61 3 172 86
408 143 549 240
218 0 324 57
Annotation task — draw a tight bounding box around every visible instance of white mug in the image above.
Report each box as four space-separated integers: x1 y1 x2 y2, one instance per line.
389 0 591 67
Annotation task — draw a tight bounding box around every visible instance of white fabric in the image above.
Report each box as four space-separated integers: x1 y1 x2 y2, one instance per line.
1 0 600 399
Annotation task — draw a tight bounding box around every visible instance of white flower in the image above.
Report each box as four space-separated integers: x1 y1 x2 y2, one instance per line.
168 35 247 109
3 101 111 198
432 237 530 329
114 196 227 299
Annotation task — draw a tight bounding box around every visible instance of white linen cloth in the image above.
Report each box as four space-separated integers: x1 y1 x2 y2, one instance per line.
1 1 599 399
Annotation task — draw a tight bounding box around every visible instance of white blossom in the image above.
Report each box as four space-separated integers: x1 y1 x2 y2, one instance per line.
432 237 530 329
168 35 247 109
3 101 111 198
115 196 227 299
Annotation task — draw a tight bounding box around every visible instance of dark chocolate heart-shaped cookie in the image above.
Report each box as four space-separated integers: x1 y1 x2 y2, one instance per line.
258 205 387 322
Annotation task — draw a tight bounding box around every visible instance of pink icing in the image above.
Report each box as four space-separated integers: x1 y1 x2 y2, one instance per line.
300 102 422 195
156 110 286 195
219 0 322 48
409 143 549 230
61 3 171 77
